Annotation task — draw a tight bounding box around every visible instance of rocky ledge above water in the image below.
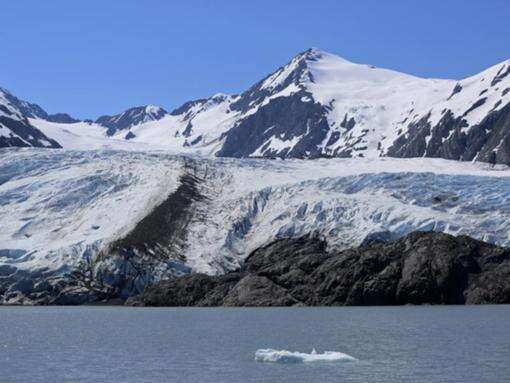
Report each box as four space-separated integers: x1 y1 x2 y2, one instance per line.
127 231 510 306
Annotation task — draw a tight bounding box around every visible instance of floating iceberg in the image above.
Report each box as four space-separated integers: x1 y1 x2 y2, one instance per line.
254 348 357 363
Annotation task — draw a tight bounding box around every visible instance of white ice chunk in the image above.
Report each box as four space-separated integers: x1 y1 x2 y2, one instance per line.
254 348 357 363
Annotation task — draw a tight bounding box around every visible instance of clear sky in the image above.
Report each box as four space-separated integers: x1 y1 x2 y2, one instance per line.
1 0 509 119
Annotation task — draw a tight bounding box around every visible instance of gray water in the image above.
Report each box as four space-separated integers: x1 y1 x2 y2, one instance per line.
0 306 509 383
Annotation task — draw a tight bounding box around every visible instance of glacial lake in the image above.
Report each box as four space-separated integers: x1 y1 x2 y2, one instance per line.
0 306 509 383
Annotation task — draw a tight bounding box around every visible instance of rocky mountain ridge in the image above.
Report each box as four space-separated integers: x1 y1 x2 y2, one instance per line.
0 88 61 148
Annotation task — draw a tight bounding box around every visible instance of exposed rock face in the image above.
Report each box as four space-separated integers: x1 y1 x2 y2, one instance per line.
388 103 510 164
217 90 330 158
214 51 331 158
129 232 510 306
0 266 97 306
169 98 208 116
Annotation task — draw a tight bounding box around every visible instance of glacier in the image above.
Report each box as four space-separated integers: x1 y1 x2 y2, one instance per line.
0 148 509 303
0 149 183 272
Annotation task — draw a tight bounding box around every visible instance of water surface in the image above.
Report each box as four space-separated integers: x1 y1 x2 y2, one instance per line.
0 306 509 382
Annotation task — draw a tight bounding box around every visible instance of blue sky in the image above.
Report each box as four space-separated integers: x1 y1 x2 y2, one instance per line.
1 0 509 119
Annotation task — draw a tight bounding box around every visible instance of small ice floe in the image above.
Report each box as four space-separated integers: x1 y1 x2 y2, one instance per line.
254 348 357 363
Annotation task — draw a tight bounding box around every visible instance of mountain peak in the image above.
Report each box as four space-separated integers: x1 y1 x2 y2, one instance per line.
144 104 165 116
96 104 168 136
298 47 324 59
296 48 354 65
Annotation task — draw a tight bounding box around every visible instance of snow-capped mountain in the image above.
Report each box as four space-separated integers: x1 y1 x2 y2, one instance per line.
95 104 169 137
216 48 454 158
3 48 510 164
0 88 61 148
176 48 510 162
1 87 78 124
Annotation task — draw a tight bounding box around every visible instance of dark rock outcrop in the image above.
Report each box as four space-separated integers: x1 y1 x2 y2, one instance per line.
129 232 510 306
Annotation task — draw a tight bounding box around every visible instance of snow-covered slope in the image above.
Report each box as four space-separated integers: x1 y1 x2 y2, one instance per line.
29 118 170 151
1 149 509 303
